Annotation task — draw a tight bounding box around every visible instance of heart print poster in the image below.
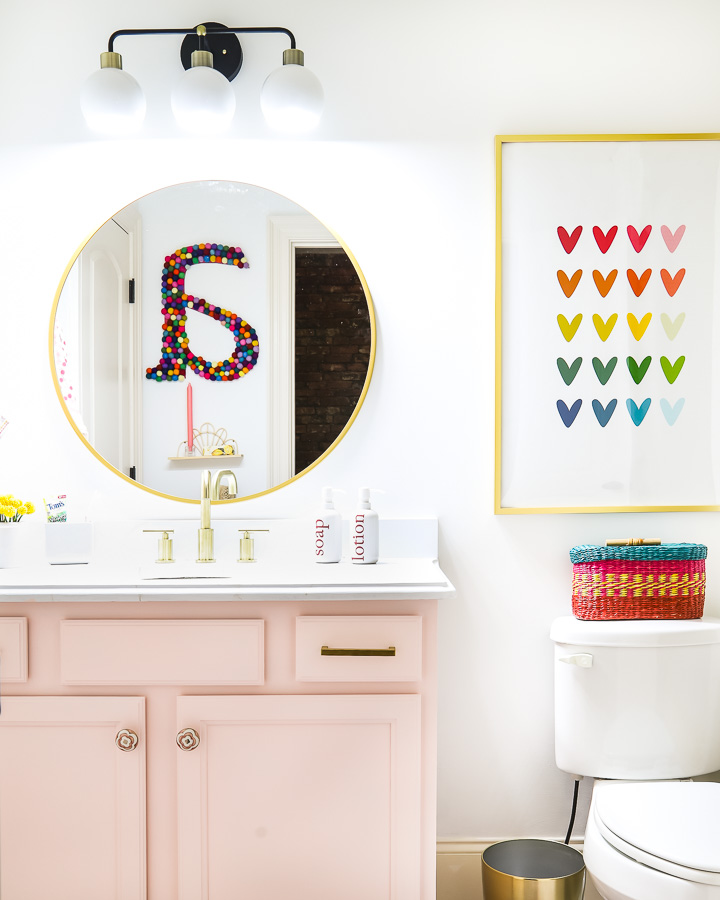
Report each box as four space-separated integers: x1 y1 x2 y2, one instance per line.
496 136 720 512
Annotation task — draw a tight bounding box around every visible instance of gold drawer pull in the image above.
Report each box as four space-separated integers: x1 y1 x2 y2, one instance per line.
321 645 396 657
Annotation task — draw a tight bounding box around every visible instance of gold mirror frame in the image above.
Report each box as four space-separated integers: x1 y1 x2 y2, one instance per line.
48 181 376 505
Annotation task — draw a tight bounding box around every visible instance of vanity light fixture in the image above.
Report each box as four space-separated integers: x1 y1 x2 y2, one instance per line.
81 22 324 136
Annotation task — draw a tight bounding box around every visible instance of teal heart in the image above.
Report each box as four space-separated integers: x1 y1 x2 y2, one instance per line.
626 356 652 384
626 397 651 425
592 398 617 427
557 357 582 385
660 355 685 384
591 357 617 385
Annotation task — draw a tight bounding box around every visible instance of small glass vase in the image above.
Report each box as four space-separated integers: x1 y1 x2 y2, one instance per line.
0 521 23 568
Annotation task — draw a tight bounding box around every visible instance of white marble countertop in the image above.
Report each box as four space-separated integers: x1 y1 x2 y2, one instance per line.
0 558 453 601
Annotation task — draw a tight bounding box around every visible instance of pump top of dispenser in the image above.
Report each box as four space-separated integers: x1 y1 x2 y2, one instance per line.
322 486 345 507
357 487 383 508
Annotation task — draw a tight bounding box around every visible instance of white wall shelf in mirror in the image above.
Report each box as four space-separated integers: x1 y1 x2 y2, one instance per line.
50 181 375 504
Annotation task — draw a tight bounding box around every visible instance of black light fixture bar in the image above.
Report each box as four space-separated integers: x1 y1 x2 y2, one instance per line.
107 26 297 53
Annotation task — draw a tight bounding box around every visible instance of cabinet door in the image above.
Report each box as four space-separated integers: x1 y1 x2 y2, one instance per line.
177 694 421 900
0 696 146 900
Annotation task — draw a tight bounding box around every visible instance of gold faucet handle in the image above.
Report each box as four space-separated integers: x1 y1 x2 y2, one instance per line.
237 529 269 563
143 529 175 563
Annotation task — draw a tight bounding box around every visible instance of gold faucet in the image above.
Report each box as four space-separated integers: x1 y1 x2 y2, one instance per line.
197 469 238 563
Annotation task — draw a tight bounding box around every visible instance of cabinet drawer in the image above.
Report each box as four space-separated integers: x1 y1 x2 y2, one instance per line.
61 619 264 685
0 617 28 682
295 616 422 682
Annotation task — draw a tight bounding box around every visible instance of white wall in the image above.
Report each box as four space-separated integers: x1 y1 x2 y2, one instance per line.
1 0 720 843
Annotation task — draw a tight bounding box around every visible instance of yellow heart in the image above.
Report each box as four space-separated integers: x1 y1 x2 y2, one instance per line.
592 313 618 342
627 312 652 341
557 313 583 342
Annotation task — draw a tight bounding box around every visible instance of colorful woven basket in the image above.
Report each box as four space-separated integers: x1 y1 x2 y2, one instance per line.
570 542 707 621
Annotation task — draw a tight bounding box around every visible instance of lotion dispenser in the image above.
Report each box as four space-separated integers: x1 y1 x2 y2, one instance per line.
351 487 380 565
314 487 343 563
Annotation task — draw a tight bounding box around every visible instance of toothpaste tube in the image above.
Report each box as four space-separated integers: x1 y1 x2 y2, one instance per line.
44 495 68 523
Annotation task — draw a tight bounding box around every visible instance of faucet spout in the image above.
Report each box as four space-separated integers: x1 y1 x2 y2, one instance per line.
211 469 238 501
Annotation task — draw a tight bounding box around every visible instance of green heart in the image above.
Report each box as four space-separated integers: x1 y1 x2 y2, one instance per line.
557 357 583 385
660 355 685 384
591 357 617 385
626 356 652 384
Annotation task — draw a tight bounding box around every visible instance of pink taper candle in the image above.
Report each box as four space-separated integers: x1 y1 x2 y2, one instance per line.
187 383 194 452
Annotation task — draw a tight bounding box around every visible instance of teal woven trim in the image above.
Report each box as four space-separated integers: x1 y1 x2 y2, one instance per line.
570 543 707 563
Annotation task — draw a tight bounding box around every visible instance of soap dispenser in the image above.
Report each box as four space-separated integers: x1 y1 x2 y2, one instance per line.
351 488 380 565
315 487 343 563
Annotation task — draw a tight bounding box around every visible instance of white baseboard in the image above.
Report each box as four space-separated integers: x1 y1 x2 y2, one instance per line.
437 839 600 900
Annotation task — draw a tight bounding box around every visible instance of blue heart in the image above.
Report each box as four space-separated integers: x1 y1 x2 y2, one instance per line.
557 398 582 427
660 397 685 425
626 397 651 425
592 398 617 427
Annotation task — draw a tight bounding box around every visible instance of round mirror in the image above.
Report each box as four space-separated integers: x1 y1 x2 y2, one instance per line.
50 181 375 502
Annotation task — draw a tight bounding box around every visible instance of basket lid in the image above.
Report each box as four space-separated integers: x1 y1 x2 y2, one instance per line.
550 615 720 647
570 542 707 563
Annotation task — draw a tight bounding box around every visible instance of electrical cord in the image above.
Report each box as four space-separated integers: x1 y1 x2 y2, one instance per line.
564 779 580 844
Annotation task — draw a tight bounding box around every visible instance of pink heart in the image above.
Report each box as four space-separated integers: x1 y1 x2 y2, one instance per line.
661 225 686 253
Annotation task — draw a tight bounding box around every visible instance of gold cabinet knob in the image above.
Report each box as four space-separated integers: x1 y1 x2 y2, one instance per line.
177 727 200 751
115 729 139 752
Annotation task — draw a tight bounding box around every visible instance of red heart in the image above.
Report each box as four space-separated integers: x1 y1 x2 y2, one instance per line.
593 225 618 254
557 225 582 254
627 225 652 252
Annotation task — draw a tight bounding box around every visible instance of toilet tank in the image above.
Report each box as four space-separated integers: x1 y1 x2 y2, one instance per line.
551 616 720 779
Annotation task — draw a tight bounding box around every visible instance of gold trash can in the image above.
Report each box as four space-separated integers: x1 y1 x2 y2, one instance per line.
482 839 585 899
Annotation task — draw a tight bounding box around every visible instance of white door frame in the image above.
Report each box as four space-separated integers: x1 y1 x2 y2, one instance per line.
266 215 339 485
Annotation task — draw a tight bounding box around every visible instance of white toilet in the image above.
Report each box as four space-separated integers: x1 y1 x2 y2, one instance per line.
551 616 720 899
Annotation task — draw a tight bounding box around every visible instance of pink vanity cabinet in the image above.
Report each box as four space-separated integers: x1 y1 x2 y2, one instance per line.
0 598 437 900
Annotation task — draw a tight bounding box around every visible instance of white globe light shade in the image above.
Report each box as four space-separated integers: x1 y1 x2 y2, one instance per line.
260 63 324 134
171 65 236 134
81 67 146 136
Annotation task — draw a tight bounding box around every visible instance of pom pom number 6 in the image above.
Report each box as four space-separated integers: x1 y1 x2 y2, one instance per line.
146 242 260 383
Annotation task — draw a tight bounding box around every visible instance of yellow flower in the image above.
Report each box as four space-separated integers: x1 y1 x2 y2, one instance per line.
23 501 35 515
7 498 21 509
0 494 12 504
0 505 16 518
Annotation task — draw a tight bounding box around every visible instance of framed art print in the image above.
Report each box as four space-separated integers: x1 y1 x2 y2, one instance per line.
495 133 720 513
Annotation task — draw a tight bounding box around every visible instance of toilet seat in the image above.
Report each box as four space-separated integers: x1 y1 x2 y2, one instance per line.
593 781 720 887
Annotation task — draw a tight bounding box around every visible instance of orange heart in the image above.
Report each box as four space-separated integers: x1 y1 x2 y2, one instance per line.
557 270 583 298
592 269 618 297
627 269 652 297
660 268 686 297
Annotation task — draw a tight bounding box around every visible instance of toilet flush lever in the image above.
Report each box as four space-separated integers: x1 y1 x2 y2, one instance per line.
559 653 593 668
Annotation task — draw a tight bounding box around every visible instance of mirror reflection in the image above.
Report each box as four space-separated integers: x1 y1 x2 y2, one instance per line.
52 181 374 502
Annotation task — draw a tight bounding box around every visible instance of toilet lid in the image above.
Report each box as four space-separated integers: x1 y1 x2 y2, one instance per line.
594 782 720 886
